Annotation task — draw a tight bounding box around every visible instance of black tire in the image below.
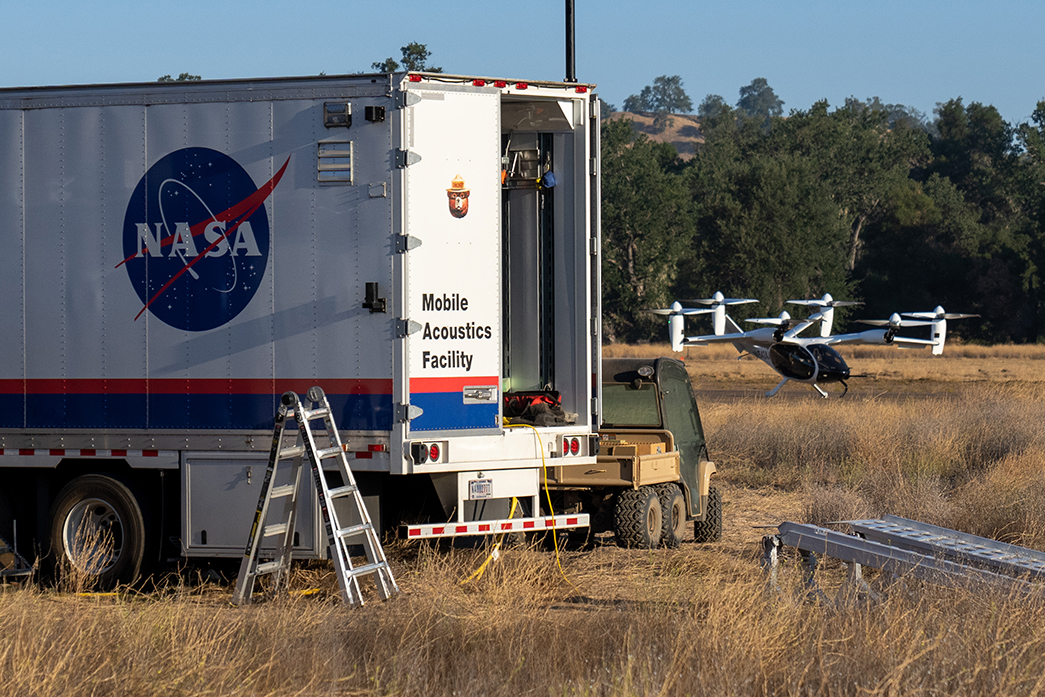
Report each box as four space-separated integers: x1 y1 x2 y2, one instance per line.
613 487 662 549
654 484 686 549
693 485 722 544
49 474 146 589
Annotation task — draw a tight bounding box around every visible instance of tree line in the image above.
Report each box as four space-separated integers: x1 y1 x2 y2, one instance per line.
603 75 1045 345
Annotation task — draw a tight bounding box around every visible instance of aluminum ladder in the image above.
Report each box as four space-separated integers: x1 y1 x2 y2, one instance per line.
231 387 398 607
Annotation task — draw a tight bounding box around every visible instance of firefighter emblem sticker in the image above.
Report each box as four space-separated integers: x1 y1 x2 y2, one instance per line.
119 148 289 331
447 174 470 218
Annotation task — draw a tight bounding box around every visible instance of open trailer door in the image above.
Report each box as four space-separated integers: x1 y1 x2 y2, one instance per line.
398 82 503 437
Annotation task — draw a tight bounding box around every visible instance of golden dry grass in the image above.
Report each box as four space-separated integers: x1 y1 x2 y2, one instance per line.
5 345 1045 695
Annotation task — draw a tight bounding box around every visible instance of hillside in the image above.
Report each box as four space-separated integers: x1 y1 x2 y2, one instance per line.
606 110 705 159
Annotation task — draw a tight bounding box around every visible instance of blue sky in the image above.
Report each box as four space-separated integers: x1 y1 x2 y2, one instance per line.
4 1 1044 125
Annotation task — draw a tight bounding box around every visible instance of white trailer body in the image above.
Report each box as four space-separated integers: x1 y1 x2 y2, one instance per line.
0 73 601 582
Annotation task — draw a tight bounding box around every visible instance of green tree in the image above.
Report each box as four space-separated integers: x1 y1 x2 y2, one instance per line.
736 77 784 128
600 119 695 342
697 94 729 122
685 145 851 311
623 75 693 114
371 42 443 73
157 72 201 82
767 100 930 271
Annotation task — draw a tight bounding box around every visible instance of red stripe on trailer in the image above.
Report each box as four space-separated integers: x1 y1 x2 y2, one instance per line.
353 451 373 459
49 449 65 456
501 523 513 531
143 450 158 457
18 449 32 456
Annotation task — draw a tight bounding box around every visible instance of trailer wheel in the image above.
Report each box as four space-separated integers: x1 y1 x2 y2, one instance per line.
654 484 686 548
49 474 146 589
693 486 722 543
613 487 662 549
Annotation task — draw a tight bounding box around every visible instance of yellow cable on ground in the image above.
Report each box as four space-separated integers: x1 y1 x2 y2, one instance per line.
461 496 518 584
503 422 578 592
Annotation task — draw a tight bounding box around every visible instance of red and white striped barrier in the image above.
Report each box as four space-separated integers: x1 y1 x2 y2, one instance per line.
404 513 589 539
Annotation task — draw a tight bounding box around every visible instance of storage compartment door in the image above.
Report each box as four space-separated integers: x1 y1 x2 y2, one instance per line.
402 89 502 434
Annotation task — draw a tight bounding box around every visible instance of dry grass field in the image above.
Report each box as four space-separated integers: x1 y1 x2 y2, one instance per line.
5 345 1045 695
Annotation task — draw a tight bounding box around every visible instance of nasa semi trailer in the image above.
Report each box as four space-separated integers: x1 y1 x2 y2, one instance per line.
0 72 601 587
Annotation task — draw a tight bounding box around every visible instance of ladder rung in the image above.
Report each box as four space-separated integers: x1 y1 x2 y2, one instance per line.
279 445 306 459
316 446 344 459
270 484 297 498
345 561 388 578
297 407 331 421
336 522 371 538
263 523 289 537
256 560 283 575
327 484 358 499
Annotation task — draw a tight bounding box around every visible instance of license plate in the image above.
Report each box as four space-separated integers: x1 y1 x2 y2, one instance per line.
468 478 493 500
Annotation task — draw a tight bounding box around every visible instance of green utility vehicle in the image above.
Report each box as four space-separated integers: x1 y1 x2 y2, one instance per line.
546 357 721 548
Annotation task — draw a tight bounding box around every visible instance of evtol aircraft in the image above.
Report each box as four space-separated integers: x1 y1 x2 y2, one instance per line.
646 292 978 397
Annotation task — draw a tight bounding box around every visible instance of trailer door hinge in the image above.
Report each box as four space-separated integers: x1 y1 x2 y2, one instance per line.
395 403 424 422
395 235 422 253
395 90 423 109
589 237 599 256
591 318 599 336
396 149 422 168
397 318 423 337
589 156 598 176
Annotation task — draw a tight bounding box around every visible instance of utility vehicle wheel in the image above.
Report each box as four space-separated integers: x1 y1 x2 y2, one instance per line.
49 474 146 589
654 484 686 548
693 486 722 543
613 487 662 549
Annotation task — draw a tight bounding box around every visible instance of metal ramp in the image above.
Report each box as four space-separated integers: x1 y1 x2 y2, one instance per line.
762 519 1043 597
848 515 1045 581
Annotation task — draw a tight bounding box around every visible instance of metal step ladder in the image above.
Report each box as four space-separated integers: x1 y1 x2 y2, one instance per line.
231 386 398 607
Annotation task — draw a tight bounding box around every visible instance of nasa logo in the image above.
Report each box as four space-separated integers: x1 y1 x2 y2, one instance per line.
119 147 289 331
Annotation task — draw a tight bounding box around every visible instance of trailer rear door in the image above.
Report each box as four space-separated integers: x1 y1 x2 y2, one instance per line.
401 86 502 434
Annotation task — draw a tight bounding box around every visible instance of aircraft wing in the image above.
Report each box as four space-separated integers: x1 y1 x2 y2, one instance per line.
821 330 937 348
683 331 759 345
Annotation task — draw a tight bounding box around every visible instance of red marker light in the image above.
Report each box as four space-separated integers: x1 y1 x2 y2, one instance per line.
569 437 580 455
472 79 486 87
428 443 441 461
494 80 508 88
515 82 529 90
408 75 423 83
575 86 588 93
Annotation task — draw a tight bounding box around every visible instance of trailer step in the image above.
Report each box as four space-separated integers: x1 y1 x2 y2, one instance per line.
232 386 397 608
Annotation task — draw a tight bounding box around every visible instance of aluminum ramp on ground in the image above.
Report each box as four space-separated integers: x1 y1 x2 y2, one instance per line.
845 515 1045 581
772 522 1038 594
